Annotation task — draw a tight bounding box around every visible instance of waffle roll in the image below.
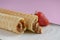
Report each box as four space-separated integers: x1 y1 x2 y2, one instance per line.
0 13 26 34
0 8 41 33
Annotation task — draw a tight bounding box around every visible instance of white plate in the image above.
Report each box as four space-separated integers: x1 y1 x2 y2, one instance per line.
0 24 60 40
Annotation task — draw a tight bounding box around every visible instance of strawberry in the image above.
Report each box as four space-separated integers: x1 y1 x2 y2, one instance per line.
35 12 49 26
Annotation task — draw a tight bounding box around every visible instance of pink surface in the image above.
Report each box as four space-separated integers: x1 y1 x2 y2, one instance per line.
0 0 60 24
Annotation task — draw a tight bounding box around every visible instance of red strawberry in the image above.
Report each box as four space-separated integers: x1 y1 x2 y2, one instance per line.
35 12 49 26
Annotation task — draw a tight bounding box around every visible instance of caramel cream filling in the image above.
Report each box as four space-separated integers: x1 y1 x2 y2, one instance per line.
17 20 25 32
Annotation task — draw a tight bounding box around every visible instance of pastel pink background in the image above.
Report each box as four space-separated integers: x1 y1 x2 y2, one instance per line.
0 0 60 24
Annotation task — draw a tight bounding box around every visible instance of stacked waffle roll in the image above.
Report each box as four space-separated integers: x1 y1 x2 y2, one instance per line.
0 8 41 34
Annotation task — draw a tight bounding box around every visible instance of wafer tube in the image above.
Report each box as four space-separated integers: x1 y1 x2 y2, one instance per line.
0 8 41 33
0 13 26 34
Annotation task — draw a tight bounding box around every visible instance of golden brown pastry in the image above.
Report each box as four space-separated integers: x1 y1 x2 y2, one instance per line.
0 12 26 34
0 8 41 33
